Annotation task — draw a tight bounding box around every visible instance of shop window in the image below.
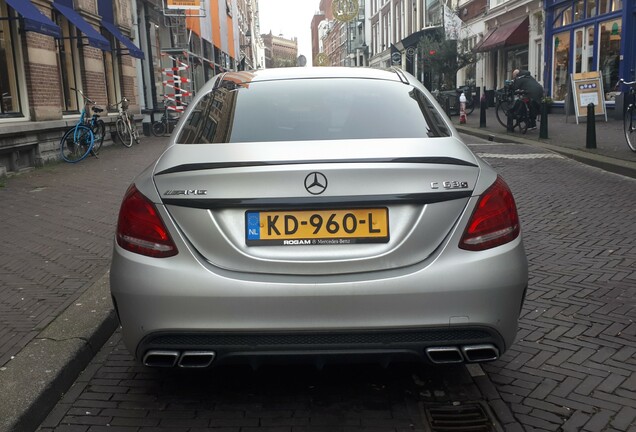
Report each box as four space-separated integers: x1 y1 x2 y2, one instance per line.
0 2 22 117
598 0 610 15
573 0 584 21
552 31 570 101
554 6 572 27
56 16 82 113
599 18 621 100
586 0 597 17
505 49 528 81
611 0 622 11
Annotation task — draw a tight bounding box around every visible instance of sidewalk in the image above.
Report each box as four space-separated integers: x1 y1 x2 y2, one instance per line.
455 106 636 179
0 137 169 432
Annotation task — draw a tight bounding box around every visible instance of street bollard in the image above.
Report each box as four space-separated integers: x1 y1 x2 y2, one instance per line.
444 96 451 117
539 100 548 139
586 103 597 149
480 94 487 128
459 92 467 124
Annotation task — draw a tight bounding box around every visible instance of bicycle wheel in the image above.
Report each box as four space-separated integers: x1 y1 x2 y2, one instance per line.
495 100 511 128
624 106 636 152
151 120 166 137
91 119 106 154
116 117 133 148
131 121 140 144
60 125 94 163
516 103 529 134
466 99 475 115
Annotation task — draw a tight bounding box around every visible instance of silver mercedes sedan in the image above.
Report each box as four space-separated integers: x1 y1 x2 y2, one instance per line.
110 67 527 369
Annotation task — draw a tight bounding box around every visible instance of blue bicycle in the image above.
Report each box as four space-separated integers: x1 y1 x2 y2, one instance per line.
60 88 98 163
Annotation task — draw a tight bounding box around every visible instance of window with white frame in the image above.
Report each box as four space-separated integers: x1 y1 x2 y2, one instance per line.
0 1 23 117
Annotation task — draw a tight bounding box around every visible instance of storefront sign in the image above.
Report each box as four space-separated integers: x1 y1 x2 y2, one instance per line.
570 71 607 123
166 0 201 10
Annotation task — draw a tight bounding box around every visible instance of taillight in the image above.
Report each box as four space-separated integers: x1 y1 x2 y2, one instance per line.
459 176 520 251
116 185 178 258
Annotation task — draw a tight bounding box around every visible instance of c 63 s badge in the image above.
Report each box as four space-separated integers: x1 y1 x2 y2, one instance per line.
430 181 469 190
164 189 208 196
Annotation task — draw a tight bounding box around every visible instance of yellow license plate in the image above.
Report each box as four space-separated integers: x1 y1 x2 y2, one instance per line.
246 208 389 246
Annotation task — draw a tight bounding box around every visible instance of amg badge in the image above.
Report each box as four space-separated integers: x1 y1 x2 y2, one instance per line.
164 190 208 196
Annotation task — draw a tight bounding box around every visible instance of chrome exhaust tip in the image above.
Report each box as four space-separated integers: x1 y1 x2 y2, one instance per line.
178 351 216 368
143 350 180 368
425 346 464 364
461 344 499 362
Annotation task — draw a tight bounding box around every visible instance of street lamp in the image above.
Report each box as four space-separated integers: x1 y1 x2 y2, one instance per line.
240 29 252 49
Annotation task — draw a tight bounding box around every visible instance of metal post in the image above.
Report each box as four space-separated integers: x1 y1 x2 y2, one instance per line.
539 101 548 139
586 103 596 149
445 96 451 117
480 94 487 128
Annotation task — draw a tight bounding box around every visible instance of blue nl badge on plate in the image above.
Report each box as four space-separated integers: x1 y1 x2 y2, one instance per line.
246 212 261 241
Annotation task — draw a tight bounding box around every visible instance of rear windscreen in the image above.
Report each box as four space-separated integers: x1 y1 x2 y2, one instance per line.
176 78 450 144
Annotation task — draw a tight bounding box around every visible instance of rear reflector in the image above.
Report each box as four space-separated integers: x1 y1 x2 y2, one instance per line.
459 176 520 251
116 185 178 258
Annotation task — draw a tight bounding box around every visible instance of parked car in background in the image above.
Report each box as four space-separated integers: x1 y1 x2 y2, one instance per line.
110 67 528 369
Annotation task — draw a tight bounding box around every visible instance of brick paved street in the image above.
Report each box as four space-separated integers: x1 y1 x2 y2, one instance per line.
469 140 636 431
0 138 168 367
29 136 635 432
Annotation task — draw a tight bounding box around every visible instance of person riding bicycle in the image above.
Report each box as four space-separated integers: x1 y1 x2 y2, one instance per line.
512 69 544 130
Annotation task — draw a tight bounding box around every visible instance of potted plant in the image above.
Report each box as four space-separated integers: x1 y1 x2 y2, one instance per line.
542 96 553 113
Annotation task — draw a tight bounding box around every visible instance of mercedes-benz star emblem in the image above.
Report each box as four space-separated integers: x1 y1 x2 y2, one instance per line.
304 172 328 195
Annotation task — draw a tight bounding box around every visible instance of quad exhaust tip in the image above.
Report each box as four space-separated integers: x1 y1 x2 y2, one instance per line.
426 344 499 364
143 350 180 368
143 350 216 368
461 344 499 362
178 351 216 368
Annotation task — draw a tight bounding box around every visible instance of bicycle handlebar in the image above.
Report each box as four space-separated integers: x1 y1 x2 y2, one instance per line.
70 87 96 105
108 97 130 111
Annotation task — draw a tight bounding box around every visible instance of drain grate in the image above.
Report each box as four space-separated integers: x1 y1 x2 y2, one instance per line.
423 403 497 432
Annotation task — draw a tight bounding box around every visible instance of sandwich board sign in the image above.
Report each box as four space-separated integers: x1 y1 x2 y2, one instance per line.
570 71 607 124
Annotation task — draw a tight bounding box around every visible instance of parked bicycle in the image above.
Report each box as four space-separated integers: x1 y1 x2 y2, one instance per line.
495 81 538 134
60 88 99 163
617 78 636 152
495 80 515 128
151 105 181 136
110 97 139 148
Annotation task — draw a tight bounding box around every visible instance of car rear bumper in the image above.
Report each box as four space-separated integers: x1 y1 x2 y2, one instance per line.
110 238 527 366
136 327 506 367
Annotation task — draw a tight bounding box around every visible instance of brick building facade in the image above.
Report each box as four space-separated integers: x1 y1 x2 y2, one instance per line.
0 0 143 175
0 0 264 176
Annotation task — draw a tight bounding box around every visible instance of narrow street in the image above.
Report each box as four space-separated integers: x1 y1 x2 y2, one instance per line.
27 135 636 432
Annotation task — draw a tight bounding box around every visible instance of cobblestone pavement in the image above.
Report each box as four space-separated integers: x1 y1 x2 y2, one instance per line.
33 137 636 432
468 140 636 432
0 138 168 368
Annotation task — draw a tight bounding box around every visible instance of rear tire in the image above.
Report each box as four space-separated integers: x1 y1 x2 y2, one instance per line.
517 103 529 134
91 120 105 155
116 117 133 148
152 120 166 137
466 99 475 115
61 126 94 163
624 107 636 152
496 100 511 128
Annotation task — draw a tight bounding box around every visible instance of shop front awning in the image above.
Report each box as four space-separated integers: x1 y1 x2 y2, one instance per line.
101 21 144 59
473 17 529 52
52 2 110 51
4 0 61 38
